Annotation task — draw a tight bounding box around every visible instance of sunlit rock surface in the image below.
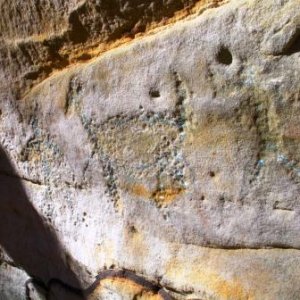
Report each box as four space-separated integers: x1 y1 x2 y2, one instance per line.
0 0 300 299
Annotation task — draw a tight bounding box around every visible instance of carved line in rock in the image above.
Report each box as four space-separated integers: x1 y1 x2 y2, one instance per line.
272 24 300 56
0 170 44 186
285 28 300 55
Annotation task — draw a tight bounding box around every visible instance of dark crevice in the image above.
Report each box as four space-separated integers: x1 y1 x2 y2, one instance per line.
0 171 44 186
42 38 68 67
88 269 174 299
27 269 175 299
25 278 47 300
273 201 294 212
280 27 300 55
26 277 84 299
181 241 300 250
162 284 194 296
68 11 90 44
24 66 52 81
0 258 19 269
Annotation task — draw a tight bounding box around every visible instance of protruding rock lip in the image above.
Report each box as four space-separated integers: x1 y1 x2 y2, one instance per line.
2 0 228 99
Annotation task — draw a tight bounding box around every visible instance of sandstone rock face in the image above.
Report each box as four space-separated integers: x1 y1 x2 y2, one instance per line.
0 0 224 99
0 0 300 299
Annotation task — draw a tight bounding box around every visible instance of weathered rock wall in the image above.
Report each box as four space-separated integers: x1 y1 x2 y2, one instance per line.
0 0 224 98
0 0 300 299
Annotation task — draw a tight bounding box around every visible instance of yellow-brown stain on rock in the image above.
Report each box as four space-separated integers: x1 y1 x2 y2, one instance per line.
164 251 256 300
186 121 241 155
123 225 149 266
165 258 254 300
98 117 185 205
94 239 118 269
151 187 184 205
90 277 163 300
127 184 151 198
123 183 184 205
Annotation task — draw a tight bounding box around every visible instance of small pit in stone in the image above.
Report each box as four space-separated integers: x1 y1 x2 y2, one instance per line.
216 46 233 65
149 88 160 98
129 225 137 234
209 171 215 177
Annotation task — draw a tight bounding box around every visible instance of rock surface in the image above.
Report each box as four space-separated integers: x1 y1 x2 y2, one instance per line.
0 0 300 299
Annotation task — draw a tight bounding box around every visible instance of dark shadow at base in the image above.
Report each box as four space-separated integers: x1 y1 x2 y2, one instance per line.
0 146 86 299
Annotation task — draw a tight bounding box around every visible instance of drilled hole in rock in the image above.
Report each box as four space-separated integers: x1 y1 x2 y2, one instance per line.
209 171 215 177
149 89 160 98
216 47 233 65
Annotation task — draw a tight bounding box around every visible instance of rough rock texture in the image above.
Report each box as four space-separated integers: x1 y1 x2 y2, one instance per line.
0 0 300 299
0 0 225 99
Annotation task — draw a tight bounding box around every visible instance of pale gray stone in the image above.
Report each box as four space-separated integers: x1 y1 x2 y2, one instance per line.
0 0 300 299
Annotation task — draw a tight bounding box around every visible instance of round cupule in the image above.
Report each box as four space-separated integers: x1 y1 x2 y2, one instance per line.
209 171 215 177
216 46 233 65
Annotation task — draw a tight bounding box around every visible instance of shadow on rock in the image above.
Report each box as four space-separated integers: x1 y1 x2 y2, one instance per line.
0 146 86 299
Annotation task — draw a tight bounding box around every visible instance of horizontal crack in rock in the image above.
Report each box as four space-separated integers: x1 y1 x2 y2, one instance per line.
0 171 44 186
